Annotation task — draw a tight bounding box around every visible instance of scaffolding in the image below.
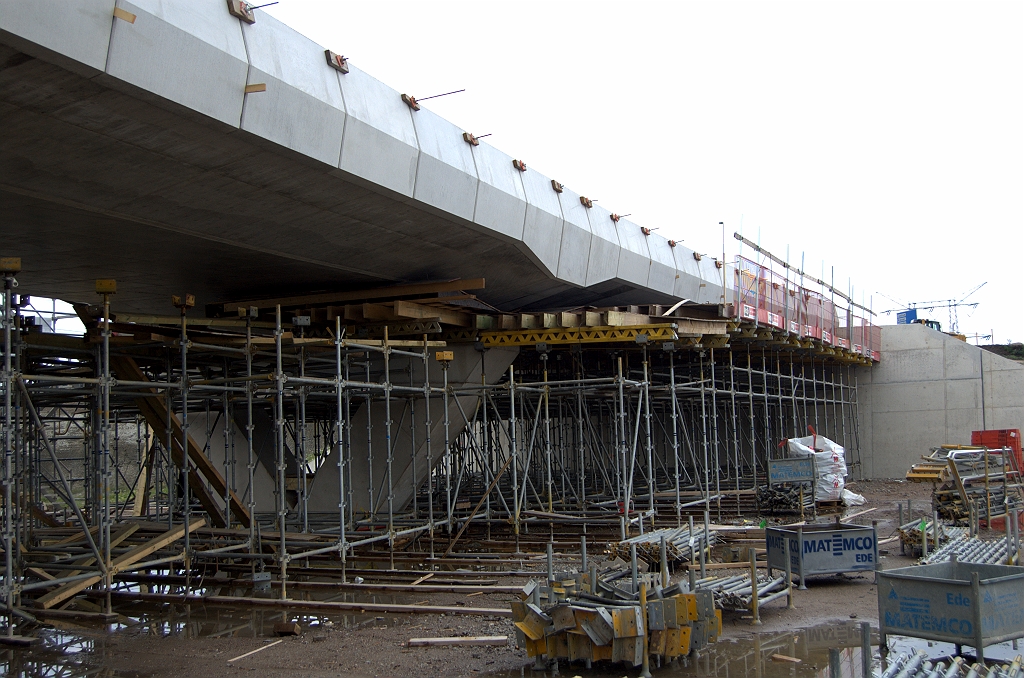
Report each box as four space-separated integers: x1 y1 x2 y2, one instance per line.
0 260 878 634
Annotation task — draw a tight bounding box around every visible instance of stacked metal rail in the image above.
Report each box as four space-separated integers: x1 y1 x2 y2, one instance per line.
913 447 1024 523
692 573 789 611
880 651 1023 678
608 526 717 566
757 484 815 514
898 519 967 557
921 536 1019 566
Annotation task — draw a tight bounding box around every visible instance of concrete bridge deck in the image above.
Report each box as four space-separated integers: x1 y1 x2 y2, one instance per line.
0 0 726 315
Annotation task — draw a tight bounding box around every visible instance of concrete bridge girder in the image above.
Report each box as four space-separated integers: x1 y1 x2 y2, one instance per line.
0 0 727 314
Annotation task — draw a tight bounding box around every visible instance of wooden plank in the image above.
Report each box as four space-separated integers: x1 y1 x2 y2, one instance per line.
34 518 204 609
559 312 580 328
112 518 203 568
604 311 653 326
228 639 284 663
273 622 301 636
26 567 55 581
519 314 538 329
39 522 140 581
110 356 248 528
360 303 395 320
843 507 877 521
133 439 155 517
30 504 63 528
394 300 471 327
220 278 486 312
115 315 277 330
408 636 507 647
47 526 100 547
771 654 802 663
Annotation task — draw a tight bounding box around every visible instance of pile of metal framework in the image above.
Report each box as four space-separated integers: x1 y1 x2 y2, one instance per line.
512 575 720 669
693 573 789 611
921 535 1020 566
897 518 966 558
880 651 1023 678
910 447 1024 523
608 526 718 567
756 484 815 514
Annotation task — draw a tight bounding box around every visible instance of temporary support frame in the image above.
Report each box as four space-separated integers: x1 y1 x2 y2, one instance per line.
0 270 869 630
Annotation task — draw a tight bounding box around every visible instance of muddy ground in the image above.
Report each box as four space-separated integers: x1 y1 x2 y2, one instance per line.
6 479 945 678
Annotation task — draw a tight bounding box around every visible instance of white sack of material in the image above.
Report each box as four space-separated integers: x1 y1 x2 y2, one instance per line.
786 435 847 477
787 434 848 501
817 472 844 502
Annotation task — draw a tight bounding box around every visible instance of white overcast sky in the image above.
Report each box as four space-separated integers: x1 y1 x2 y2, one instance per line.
263 0 1023 343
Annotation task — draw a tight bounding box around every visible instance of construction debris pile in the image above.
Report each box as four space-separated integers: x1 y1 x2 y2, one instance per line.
511 565 720 668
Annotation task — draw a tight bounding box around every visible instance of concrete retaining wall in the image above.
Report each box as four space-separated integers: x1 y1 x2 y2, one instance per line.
857 324 1024 478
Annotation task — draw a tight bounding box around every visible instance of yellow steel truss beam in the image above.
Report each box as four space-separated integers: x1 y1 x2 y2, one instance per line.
478 324 679 347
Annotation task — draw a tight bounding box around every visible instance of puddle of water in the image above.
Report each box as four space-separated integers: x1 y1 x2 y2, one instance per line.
1 584 416 676
485 621 1024 677
7 587 1020 677
1 628 150 678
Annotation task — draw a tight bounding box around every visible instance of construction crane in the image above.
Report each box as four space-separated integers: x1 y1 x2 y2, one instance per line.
877 282 986 334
